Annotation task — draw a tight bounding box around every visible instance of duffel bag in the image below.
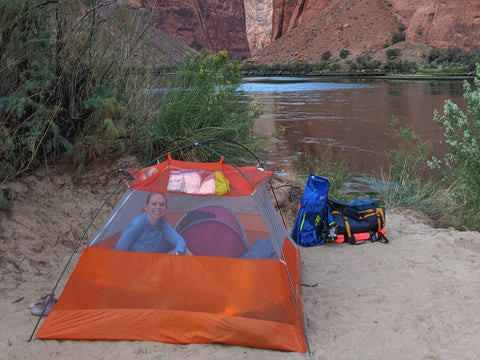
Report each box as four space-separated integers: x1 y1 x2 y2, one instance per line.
328 198 389 245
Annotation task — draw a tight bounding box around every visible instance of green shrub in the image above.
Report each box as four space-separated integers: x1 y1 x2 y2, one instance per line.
428 63 480 217
136 51 265 163
391 27 406 44
386 48 400 60
328 62 340 71
425 47 480 71
349 54 382 73
0 1 163 182
0 1 57 181
321 51 331 61
339 49 350 59
368 117 430 209
383 59 417 74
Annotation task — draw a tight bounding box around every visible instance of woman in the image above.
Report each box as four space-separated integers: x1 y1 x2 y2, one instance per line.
115 193 187 254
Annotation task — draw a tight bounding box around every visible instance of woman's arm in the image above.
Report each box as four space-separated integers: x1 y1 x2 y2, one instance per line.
163 220 187 254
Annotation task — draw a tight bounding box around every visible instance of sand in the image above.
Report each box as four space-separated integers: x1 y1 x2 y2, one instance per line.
1 158 479 360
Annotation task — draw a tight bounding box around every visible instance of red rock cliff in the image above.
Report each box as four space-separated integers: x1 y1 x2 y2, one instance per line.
127 0 480 63
269 0 480 51
130 0 250 58
389 0 480 51
247 0 480 64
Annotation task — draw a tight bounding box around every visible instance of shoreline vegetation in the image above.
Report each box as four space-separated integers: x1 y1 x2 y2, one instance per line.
239 66 475 79
155 63 475 79
0 2 479 232
239 41 480 78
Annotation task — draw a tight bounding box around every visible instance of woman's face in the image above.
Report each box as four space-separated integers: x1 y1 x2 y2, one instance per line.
145 194 167 224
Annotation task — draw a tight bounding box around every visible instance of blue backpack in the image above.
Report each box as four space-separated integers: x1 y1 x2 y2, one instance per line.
291 174 334 246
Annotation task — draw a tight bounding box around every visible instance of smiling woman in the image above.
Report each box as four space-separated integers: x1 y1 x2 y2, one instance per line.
114 193 187 254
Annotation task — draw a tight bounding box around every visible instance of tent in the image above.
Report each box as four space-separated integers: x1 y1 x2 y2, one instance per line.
35 154 309 353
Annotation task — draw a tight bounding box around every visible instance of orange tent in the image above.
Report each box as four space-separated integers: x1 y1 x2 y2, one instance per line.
36 158 309 353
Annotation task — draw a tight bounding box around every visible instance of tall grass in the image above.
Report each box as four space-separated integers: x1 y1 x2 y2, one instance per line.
293 149 350 201
367 117 451 223
369 165 475 229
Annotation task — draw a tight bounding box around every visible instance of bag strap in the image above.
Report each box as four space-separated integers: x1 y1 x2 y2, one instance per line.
377 231 389 243
342 216 357 245
370 231 389 244
375 208 386 231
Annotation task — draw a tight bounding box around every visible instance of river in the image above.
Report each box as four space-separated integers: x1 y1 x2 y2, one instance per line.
243 76 467 178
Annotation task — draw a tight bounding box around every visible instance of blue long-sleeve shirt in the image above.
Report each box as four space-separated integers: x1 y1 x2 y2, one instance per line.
115 212 186 254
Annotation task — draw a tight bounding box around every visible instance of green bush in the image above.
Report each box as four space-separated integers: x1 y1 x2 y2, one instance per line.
339 49 350 59
428 63 480 218
135 51 265 163
426 47 480 71
386 48 400 60
0 1 57 181
383 59 417 74
328 62 341 71
348 54 382 74
0 1 162 182
391 27 406 44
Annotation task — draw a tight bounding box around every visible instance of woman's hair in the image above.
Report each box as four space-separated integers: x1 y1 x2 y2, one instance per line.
146 192 167 207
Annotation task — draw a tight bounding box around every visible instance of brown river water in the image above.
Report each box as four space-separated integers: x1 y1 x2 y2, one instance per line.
244 76 467 181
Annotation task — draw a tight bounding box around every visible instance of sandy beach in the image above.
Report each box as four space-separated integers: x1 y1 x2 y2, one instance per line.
1 158 479 360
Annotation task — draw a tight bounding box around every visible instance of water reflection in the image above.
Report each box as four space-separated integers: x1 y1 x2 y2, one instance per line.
241 78 373 92
244 77 467 177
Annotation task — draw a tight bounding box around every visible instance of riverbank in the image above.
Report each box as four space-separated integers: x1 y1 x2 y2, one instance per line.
1 157 479 359
239 61 475 79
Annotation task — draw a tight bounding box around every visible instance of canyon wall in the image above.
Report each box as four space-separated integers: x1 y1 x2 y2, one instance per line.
245 0 272 54
389 0 480 51
270 0 480 52
130 0 250 58
127 0 480 62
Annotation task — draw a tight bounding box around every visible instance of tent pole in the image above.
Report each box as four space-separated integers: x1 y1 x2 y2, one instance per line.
280 250 313 357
